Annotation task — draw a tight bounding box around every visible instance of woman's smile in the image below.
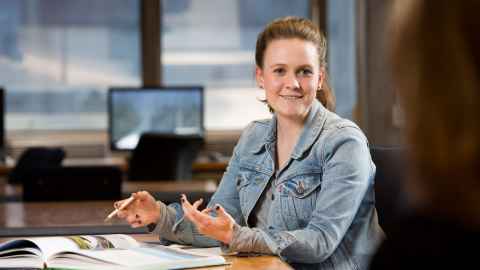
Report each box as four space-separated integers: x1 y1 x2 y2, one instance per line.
280 94 303 100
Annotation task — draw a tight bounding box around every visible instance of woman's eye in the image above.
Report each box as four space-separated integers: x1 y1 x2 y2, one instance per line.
298 68 313 76
273 68 285 75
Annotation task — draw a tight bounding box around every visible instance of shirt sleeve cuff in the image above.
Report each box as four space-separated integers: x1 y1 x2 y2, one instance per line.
221 224 274 255
260 229 297 260
151 201 177 236
220 223 242 254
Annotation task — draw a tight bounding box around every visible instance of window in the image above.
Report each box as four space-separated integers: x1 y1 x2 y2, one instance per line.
0 0 140 130
0 0 314 132
161 0 311 130
326 0 357 120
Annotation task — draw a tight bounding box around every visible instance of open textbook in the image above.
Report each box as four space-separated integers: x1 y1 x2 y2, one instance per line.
0 234 226 270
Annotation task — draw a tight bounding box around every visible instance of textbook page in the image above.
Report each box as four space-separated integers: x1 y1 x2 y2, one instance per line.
33 234 140 261
48 245 226 270
1 235 226 270
0 234 141 269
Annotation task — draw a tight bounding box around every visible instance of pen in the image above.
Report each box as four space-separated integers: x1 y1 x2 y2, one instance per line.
104 196 136 222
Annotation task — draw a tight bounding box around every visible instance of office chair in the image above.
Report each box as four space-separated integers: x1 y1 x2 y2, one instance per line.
8 147 65 183
22 166 123 201
370 146 409 236
128 133 204 181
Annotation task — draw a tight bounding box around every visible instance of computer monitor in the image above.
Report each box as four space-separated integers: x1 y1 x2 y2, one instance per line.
108 86 204 151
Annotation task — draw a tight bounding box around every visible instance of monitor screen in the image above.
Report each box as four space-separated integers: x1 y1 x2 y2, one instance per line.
108 86 204 151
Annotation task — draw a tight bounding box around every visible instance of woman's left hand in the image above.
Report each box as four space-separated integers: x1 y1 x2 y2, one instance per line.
180 194 235 244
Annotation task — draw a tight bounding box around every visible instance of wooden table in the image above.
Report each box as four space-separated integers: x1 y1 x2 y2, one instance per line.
0 201 125 228
0 157 228 176
0 176 218 201
0 201 292 270
63 157 229 173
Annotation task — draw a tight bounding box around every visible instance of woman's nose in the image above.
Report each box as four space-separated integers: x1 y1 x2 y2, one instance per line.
284 73 300 89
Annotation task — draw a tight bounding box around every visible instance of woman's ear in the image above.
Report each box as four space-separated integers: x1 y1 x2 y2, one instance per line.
317 68 326 90
255 66 264 89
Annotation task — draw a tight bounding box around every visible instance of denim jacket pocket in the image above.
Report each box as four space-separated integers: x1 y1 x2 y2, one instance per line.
278 173 322 225
235 168 265 213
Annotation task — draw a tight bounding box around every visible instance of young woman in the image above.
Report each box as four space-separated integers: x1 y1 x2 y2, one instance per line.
116 17 383 269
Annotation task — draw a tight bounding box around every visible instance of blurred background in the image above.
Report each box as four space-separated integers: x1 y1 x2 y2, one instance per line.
0 0 400 160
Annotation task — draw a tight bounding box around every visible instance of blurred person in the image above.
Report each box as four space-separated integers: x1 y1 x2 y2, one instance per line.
116 16 383 269
370 0 480 269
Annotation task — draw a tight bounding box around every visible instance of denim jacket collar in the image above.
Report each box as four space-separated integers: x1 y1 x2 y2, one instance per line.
250 99 328 159
291 100 328 159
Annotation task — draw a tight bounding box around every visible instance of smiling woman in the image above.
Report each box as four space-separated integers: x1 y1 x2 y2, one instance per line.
257 38 320 121
255 17 336 115
115 17 384 270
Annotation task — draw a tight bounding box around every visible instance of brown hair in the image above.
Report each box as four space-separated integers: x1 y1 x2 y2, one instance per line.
391 0 480 223
256 16 335 112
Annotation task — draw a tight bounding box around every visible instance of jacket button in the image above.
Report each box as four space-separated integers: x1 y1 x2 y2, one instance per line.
296 181 305 194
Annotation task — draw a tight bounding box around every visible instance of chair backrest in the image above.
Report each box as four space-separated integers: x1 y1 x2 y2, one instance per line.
370 146 409 236
128 133 204 181
22 166 123 201
9 147 65 183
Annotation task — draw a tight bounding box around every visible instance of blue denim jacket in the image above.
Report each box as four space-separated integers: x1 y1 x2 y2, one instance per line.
166 100 384 270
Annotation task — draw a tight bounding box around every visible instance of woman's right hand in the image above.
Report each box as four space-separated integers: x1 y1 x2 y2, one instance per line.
115 191 161 228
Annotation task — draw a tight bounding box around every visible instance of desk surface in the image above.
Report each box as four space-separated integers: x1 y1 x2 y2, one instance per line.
0 176 218 200
0 157 228 176
0 201 292 270
0 201 126 228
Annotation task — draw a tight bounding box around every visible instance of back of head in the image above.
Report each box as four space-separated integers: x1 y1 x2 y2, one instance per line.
390 0 480 222
256 16 336 111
